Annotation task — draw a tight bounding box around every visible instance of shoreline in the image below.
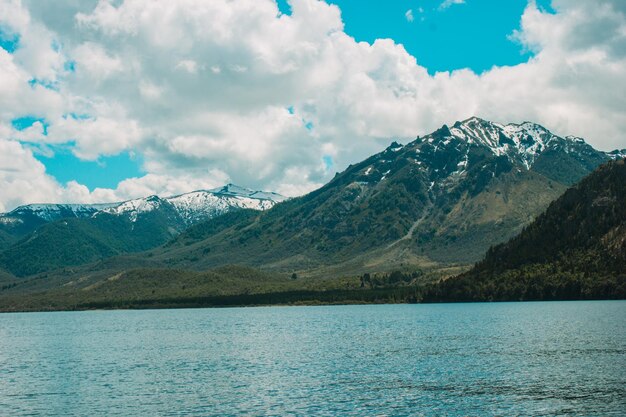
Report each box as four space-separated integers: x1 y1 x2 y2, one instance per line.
1 289 623 314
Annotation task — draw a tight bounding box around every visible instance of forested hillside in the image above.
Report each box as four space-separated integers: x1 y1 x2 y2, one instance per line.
424 159 626 301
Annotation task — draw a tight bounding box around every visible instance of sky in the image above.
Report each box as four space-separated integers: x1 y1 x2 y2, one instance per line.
0 0 625 212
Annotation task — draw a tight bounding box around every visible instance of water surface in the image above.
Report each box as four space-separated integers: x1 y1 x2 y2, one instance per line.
1 301 625 416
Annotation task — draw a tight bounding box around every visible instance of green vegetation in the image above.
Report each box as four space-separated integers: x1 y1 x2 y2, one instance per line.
0 229 15 251
0 265 425 312
166 209 259 246
424 159 626 302
0 210 184 277
75 287 423 310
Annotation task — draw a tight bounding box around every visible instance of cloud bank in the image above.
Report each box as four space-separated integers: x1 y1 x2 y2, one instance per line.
0 0 625 211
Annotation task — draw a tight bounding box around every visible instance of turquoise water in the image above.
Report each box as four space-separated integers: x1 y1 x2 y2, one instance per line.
0 301 624 416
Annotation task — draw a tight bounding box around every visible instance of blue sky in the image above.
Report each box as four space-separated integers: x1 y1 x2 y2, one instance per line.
12 116 144 189
279 0 553 73
38 151 144 189
1 0 624 210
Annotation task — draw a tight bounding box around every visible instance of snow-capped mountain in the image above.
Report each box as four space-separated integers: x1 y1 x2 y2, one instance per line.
0 203 120 240
0 184 285 238
0 184 286 276
166 187 282 226
5 203 117 222
152 117 622 274
101 184 285 225
354 117 620 191
447 117 622 168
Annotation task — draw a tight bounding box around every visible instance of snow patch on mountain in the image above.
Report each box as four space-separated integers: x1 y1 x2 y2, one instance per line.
607 149 626 159
167 190 277 225
208 184 286 202
100 196 166 223
349 117 618 195
1 185 285 226
96 184 285 224
434 116 620 172
4 203 118 222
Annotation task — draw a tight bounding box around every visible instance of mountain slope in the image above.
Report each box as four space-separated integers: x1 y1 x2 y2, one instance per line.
424 159 626 301
0 212 180 277
0 203 115 239
151 117 620 275
0 228 16 251
0 185 283 277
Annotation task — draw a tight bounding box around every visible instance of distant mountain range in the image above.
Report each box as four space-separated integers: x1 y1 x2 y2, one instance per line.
0 185 284 276
1 184 283 230
1 158 624 311
0 117 623 280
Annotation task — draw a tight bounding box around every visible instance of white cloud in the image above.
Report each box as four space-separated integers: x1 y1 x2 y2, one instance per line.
72 42 123 81
405 9 414 22
175 59 199 74
439 0 466 10
0 48 64 120
0 140 100 212
0 0 625 211
46 113 143 160
138 81 163 100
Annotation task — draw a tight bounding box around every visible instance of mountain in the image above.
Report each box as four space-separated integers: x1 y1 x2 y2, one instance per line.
0 203 116 242
148 117 622 276
0 267 14 283
99 184 284 226
0 185 284 277
1 117 621 279
424 159 626 301
0 184 284 237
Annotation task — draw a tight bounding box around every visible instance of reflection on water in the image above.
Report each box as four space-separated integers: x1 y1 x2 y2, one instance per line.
0 301 625 416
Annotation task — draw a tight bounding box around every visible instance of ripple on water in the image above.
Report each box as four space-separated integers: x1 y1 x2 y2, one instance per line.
0 301 624 416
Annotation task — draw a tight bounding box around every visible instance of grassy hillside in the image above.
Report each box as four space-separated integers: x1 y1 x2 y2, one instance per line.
0 265 428 312
410 167 567 263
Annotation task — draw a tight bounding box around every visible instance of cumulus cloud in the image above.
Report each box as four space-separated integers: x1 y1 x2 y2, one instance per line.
405 10 414 22
439 0 466 11
72 42 123 81
0 140 102 212
0 0 625 211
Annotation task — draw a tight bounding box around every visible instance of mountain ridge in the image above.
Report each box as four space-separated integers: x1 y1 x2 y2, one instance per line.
0 184 284 236
0 185 285 276
0 117 624 311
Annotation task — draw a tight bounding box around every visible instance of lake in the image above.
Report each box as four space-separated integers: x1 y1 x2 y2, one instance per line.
0 301 624 416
